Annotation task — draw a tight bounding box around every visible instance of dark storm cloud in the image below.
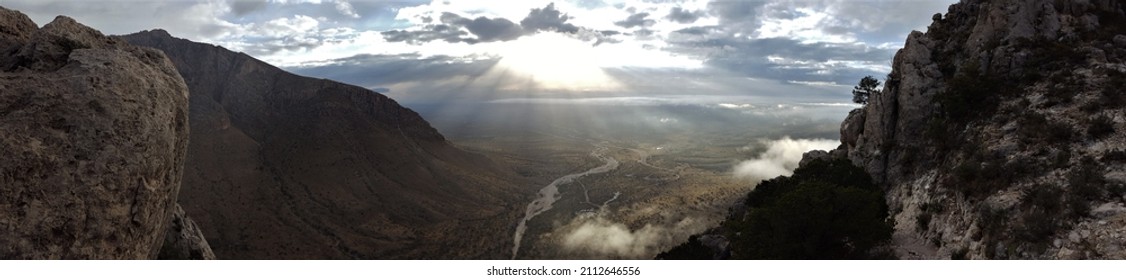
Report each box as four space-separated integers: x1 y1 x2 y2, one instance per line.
229 0 267 16
439 12 524 42
665 7 703 24
381 11 524 45
381 2 608 45
520 2 580 33
707 1 767 25
381 25 470 44
614 12 655 28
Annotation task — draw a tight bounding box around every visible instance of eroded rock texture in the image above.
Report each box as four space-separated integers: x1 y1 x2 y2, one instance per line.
0 7 190 259
833 0 1126 259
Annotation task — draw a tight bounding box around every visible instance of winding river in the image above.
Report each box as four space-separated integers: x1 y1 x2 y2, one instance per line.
511 146 619 259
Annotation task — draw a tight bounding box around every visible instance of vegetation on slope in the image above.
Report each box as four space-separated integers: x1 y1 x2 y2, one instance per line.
658 157 893 259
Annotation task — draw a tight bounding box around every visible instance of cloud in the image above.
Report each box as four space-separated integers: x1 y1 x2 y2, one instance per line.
229 0 268 16
664 36 895 85
332 0 360 18
756 0 955 44
614 12 654 28
665 7 703 24
287 53 501 101
706 0 766 27
733 137 838 183
561 216 708 259
520 2 580 34
3 0 940 104
381 3 590 45
381 25 469 44
228 14 338 55
441 12 524 42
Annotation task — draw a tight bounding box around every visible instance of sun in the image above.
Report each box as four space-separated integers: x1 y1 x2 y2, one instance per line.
495 33 621 91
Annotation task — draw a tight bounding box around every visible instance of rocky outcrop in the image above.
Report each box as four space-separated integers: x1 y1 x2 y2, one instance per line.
834 0 1126 259
158 203 217 260
0 7 190 259
120 30 528 259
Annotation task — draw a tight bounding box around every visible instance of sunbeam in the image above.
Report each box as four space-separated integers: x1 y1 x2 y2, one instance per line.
495 33 621 91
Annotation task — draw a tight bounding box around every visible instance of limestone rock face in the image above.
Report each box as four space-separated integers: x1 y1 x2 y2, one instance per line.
829 0 1126 259
0 8 190 259
158 204 217 260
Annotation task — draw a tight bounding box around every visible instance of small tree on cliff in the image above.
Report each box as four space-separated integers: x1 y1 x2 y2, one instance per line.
852 76 881 105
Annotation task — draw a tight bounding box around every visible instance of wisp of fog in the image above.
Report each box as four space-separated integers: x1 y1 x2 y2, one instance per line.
733 137 839 183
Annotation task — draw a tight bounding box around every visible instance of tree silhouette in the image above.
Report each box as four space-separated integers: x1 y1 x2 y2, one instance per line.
852 76 881 105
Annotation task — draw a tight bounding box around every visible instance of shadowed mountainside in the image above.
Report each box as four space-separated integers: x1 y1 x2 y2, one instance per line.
121 30 529 259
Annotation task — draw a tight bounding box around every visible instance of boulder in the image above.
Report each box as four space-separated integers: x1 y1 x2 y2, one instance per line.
0 7 190 259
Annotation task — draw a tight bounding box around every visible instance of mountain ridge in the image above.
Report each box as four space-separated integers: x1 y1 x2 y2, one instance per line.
121 29 530 259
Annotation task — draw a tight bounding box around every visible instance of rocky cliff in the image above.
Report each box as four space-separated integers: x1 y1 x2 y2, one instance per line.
837 0 1126 259
120 30 528 259
0 8 191 259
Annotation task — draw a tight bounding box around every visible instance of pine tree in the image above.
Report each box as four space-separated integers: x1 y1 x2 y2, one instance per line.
852 76 881 105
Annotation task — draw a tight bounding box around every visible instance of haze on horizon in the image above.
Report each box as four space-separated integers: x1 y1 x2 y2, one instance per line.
5 0 956 108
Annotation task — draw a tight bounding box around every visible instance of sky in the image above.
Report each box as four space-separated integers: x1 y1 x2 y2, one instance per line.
4 0 958 105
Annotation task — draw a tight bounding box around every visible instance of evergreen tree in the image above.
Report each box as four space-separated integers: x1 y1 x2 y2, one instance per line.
852 76 881 105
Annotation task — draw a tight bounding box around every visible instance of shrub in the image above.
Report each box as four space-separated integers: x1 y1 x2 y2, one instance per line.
934 60 1003 124
976 204 1008 240
727 158 892 259
655 235 716 260
1102 70 1126 108
1087 115 1115 139
1066 156 1105 217
1105 149 1126 162
916 213 933 232
947 153 1017 199
1019 112 1073 143
1045 120 1075 142
1018 185 1063 243
951 247 970 260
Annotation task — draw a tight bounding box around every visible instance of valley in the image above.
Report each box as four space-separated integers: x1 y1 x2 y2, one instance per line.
417 102 848 259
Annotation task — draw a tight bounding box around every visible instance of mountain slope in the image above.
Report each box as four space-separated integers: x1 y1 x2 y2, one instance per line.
121 30 528 259
837 0 1126 259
